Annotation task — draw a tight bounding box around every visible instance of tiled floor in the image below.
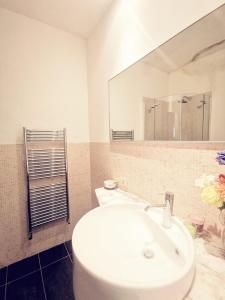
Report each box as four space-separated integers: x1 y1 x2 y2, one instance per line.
0 241 74 300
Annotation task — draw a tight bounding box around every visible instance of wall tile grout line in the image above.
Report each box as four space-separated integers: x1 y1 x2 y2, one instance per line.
7 268 41 285
64 242 73 264
4 266 8 300
69 254 73 264
3 284 6 300
38 254 48 300
41 255 69 269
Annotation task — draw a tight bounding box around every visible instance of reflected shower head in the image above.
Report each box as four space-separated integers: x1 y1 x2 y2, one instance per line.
178 96 192 103
197 99 207 109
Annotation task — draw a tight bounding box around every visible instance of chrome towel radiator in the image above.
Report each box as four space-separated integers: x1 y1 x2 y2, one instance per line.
111 129 134 141
24 128 70 239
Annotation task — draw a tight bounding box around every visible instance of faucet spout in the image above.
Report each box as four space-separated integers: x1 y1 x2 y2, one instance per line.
144 192 174 228
144 203 164 212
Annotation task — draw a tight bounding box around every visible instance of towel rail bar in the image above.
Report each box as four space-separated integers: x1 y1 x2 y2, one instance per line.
24 127 70 239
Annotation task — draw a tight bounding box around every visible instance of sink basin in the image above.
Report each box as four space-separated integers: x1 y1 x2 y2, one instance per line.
72 202 195 300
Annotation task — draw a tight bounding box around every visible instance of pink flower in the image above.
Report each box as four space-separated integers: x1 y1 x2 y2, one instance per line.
216 174 225 200
219 174 225 184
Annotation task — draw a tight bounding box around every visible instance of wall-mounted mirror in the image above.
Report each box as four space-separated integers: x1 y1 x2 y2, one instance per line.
109 5 225 142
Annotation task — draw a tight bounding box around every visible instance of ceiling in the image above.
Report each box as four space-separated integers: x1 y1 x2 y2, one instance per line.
0 0 113 38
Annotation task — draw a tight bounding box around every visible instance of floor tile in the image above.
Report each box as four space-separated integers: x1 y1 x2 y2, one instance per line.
0 268 7 286
7 255 39 283
6 271 45 300
39 243 68 268
0 286 5 300
42 256 74 300
65 240 72 255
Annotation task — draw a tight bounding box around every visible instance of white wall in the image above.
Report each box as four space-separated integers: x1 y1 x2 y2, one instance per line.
110 62 169 140
88 0 225 142
0 8 89 144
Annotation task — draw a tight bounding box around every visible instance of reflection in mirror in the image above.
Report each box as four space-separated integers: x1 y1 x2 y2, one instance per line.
143 93 211 141
109 5 225 141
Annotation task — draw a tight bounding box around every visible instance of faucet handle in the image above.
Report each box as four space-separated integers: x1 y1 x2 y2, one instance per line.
165 192 174 214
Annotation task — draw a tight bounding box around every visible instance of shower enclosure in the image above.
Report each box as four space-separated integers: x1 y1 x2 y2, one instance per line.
144 92 211 141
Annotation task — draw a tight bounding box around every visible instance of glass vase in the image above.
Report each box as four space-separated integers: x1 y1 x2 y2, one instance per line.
219 209 225 226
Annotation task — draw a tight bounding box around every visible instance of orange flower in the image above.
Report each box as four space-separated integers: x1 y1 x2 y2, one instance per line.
216 183 225 199
216 174 225 201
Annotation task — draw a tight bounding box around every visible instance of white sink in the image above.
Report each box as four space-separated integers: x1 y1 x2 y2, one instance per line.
72 202 195 300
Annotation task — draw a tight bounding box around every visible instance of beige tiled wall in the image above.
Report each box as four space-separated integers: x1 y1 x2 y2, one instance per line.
90 142 225 252
1 141 225 267
0 143 91 267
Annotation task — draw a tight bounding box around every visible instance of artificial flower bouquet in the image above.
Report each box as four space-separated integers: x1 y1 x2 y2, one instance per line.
195 174 225 210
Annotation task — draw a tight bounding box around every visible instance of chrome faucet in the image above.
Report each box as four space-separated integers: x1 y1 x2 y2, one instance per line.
144 192 174 228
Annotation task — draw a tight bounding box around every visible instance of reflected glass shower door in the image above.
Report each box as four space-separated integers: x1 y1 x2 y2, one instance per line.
154 99 169 140
181 93 211 141
200 93 211 140
144 97 179 141
144 98 155 140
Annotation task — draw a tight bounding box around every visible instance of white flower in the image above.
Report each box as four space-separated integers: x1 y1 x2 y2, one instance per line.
195 174 216 188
